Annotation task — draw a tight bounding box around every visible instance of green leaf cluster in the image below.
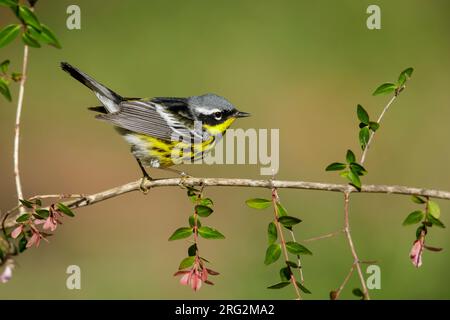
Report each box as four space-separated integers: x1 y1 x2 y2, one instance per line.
247 196 312 295
326 150 367 190
372 67 414 96
0 1 61 101
356 104 379 150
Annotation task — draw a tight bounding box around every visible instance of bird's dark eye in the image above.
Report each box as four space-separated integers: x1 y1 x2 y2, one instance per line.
213 111 222 120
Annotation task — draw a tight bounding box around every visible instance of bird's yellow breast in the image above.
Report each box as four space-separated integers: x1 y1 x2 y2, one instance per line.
202 117 236 136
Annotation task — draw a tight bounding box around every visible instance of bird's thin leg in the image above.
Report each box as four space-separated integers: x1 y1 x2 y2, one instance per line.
136 158 152 193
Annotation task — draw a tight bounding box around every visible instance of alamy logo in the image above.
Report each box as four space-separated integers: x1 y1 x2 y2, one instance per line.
66 5 81 30
366 5 381 30
168 121 279 175
66 265 81 290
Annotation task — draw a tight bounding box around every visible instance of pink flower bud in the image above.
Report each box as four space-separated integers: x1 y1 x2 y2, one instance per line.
190 274 202 291
11 225 24 239
26 231 41 248
180 273 190 286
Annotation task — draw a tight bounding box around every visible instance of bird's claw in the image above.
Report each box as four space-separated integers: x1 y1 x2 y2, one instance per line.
178 172 191 188
139 176 152 194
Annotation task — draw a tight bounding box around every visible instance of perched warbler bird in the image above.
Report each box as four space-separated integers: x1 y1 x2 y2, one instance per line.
61 62 250 184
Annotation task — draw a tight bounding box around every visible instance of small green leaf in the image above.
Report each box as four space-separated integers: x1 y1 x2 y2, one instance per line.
373 83 397 96
352 288 364 297
346 149 356 164
0 0 19 8
347 170 361 190
411 195 426 204
19 199 33 208
0 78 12 101
195 205 213 217
264 243 281 265
398 67 414 86
267 222 277 244
325 162 346 171
296 281 312 294
198 226 225 239
267 282 290 289
286 241 312 255
199 198 213 206
188 244 197 256
428 214 445 228
188 215 201 228
0 59 10 73
22 31 41 48
276 202 288 217
57 203 75 217
279 267 291 282
349 162 367 176
246 198 271 209
18 5 41 30
428 200 440 219
369 121 380 132
178 256 195 270
35 209 49 218
278 216 302 227
18 236 27 253
357 104 369 124
403 67 414 77
16 213 31 222
39 24 61 49
0 24 21 48
359 127 370 150
402 210 424 226
286 261 299 268
168 227 193 241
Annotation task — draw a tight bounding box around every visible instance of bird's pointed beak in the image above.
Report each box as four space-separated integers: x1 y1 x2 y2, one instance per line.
235 111 251 118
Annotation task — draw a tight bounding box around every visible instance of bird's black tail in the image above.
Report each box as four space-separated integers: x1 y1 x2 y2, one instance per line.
61 62 122 113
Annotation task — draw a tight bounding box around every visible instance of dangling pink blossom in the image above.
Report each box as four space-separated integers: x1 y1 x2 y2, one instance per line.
410 237 425 268
190 272 202 291
26 227 46 248
174 258 219 291
179 272 191 285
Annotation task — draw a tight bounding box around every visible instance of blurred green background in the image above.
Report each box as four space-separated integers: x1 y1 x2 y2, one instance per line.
1 0 450 299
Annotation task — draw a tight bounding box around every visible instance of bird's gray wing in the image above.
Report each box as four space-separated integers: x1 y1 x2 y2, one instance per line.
95 100 195 141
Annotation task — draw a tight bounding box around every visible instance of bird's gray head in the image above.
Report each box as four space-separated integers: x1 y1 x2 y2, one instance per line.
188 93 250 125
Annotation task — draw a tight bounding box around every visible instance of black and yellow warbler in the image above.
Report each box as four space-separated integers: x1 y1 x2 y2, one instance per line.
61 62 250 181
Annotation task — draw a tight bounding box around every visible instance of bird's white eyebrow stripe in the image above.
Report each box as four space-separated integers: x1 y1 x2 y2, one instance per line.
194 107 221 115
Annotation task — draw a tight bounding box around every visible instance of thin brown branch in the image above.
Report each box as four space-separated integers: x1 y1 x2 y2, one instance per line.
303 229 344 242
360 95 397 164
334 264 355 299
13 44 30 213
271 188 302 300
343 192 370 300
3 177 450 227
287 230 304 283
